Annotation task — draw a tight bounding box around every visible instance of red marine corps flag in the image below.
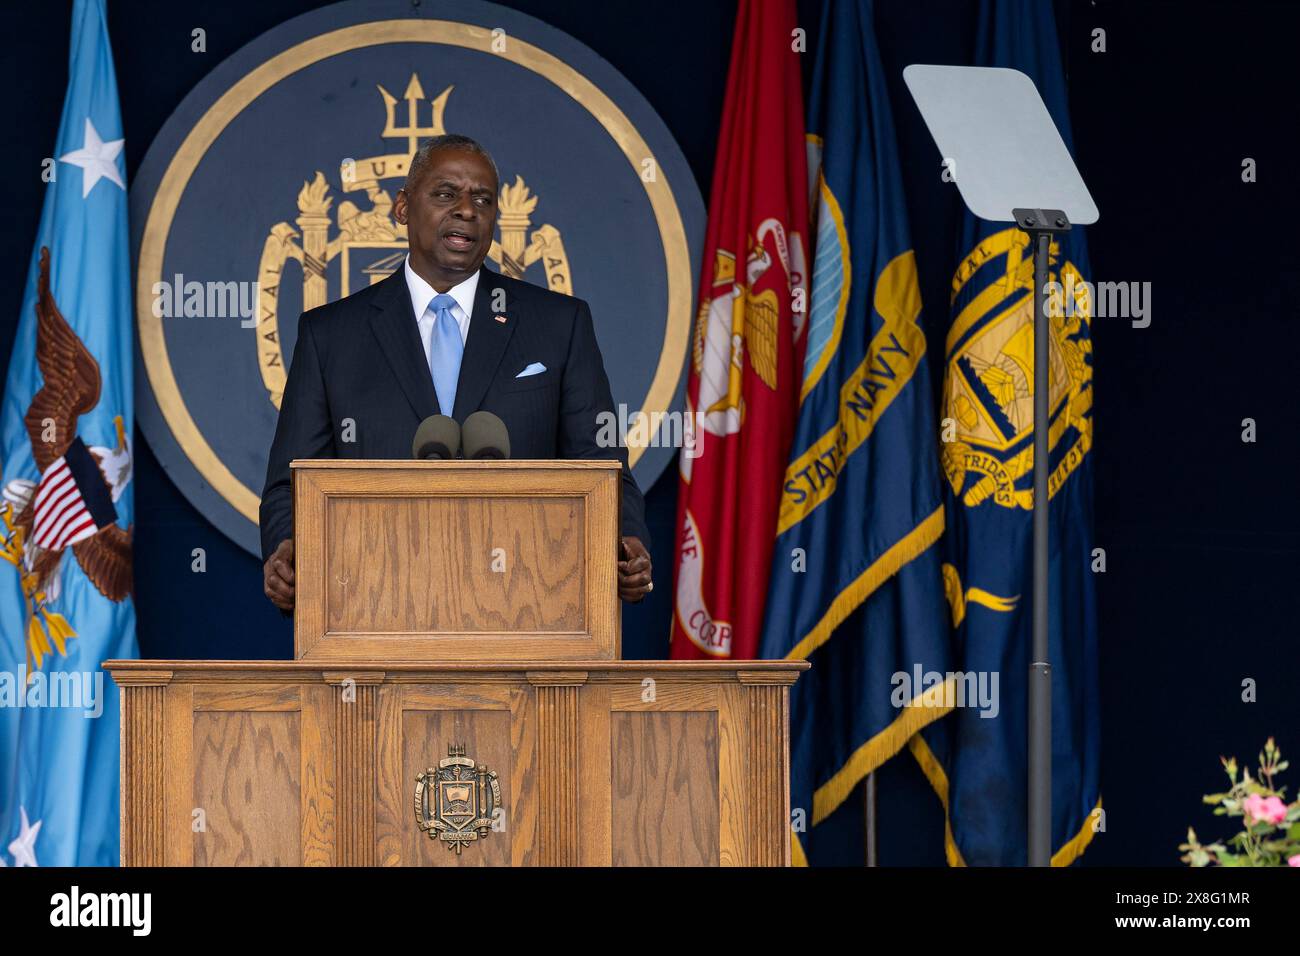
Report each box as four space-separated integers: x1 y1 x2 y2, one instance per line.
671 0 809 660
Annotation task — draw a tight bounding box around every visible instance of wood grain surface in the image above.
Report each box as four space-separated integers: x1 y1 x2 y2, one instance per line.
326 496 584 632
192 711 301 866
610 711 720 866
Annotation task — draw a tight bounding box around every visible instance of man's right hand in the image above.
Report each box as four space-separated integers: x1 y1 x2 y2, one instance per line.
263 538 295 611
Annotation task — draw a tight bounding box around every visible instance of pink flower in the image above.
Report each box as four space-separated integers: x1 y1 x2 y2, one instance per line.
1289 855 1300 868
1242 794 1288 825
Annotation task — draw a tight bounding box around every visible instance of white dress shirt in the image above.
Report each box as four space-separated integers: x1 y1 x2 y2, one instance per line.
404 255 478 369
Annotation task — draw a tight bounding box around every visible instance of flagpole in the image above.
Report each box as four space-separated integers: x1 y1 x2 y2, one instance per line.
863 772 877 866
1016 207 1071 868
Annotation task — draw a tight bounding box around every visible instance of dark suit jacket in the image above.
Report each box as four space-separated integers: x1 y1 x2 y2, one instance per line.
259 266 648 561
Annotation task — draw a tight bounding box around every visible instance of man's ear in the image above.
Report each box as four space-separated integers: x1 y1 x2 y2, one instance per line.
394 187 409 225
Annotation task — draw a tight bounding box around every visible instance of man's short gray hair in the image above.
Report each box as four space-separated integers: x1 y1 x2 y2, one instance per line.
405 134 499 189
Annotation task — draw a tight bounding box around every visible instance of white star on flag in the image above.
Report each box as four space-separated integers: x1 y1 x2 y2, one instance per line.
7 807 41 867
58 117 125 198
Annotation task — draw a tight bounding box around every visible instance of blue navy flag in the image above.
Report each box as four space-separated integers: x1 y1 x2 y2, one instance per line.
910 0 1102 865
759 0 951 865
0 0 136 866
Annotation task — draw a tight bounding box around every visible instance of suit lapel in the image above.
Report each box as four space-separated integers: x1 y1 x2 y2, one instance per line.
368 270 439 420
453 267 517 421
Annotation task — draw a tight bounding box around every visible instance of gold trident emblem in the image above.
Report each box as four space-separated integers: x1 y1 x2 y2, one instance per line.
376 74 452 157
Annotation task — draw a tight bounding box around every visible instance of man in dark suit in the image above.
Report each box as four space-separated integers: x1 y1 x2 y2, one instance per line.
261 134 652 610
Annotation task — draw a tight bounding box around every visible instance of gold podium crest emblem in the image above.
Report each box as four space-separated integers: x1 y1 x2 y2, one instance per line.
414 744 501 854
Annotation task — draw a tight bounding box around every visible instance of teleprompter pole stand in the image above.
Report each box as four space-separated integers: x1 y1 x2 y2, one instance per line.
1013 206 1071 868
903 63 1100 868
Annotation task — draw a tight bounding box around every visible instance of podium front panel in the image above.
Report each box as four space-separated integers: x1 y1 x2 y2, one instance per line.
109 661 805 867
291 460 621 661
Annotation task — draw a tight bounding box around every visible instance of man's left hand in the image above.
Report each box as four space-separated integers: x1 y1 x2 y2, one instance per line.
618 536 653 603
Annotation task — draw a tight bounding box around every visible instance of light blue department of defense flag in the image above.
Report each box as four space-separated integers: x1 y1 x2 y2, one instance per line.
0 0 136 867
759 0 952 865
908 0 1102 866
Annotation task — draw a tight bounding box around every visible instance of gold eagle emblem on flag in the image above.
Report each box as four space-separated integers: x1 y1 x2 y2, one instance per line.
691 219 803 438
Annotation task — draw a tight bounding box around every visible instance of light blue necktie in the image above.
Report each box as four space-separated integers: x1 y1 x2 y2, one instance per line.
427 292 464 415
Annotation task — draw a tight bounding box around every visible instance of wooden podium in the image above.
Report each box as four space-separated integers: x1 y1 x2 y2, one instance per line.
108 461 806 866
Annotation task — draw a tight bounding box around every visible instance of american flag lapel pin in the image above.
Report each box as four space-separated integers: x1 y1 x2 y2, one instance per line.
494 314 507 323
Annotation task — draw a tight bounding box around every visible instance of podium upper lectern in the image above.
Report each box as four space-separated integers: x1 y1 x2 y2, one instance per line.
108 461 806 866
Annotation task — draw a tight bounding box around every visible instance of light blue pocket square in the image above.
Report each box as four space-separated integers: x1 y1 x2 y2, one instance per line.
516 362 547 378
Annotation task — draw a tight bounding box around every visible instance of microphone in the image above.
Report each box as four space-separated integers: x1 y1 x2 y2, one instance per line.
411 415 461 460
461 411 511 460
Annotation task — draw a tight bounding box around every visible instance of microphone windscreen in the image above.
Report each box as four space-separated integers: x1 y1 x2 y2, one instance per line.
411 415 461 460
461 411 511 460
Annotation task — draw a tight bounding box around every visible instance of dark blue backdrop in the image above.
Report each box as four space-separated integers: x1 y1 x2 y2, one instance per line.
4 0 1297 867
